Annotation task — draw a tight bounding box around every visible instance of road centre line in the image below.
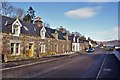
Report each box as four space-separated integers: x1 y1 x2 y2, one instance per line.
95 51 108 79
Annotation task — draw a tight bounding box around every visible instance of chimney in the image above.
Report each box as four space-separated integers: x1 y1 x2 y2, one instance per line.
34 17 43 27
59 26 64 33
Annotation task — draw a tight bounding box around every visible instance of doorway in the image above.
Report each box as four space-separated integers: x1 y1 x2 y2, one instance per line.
29 43 34 57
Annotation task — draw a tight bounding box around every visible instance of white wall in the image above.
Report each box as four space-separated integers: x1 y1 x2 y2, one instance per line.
72 43 80 52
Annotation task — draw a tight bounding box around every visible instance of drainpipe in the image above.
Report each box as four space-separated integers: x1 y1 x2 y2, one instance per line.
23 34 26 58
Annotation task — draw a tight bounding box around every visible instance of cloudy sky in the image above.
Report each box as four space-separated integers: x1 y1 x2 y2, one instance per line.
10 1 119 41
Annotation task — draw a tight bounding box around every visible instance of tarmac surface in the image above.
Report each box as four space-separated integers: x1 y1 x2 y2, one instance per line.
2 48 120 79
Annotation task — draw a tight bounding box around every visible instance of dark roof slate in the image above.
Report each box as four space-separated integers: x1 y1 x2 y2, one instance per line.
2 16 38 36
2 16 66 40
57 31 66 40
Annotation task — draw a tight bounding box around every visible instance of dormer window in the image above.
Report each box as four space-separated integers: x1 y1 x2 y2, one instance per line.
12 18 22 36
13 24 18 34
5 21 8 25
55 30 58 40
40 26 46 39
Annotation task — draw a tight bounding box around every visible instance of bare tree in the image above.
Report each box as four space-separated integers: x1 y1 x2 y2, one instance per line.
0 2 25 19
16 8 25 18
11 7 25 19
0 2 12 16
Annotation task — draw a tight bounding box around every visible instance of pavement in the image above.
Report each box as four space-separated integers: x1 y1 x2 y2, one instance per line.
97 51 120 78
113 49 120 61
2 48 120 79
2 53 81 69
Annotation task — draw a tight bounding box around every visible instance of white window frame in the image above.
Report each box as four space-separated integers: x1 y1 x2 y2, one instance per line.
12 18 22 37
40 44 46 53
40 26 46 39
11 43 21 55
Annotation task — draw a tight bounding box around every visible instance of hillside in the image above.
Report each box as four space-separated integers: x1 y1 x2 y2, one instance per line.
102 40 120 46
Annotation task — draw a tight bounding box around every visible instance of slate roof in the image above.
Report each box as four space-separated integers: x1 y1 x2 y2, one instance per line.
21 21 38 36
1 16 66 40
45 27 55 38
2 16 15 33
57 31 66 40
2 16 38 36
68 34 74 42
62 33 67 36
68 34 88 43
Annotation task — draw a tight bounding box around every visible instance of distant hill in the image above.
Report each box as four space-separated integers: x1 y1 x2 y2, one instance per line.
102 40 120 46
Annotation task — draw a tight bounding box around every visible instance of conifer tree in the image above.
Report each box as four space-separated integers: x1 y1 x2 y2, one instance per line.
23 6 35 23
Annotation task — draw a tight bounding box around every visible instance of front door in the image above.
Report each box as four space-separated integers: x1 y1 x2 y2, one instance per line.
29 43 34 57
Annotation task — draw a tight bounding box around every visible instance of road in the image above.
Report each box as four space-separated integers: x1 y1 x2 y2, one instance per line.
2 48 120 79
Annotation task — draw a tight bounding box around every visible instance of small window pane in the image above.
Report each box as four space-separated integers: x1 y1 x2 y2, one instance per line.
16 43 19 53
11 43 14 54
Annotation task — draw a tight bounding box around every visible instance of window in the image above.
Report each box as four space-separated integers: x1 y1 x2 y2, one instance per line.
40 44 46 53
55 45 58 53
16 43 19 53
40 27 46 39
40 30 45 39
11 43 20 55
13 25 19 34
42 30 44 35
11 43 14 54
5 21 8 25
40 44 43 53
12 19 22 36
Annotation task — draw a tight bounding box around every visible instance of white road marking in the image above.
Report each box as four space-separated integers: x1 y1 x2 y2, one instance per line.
103 68 112 72
96 51 108 80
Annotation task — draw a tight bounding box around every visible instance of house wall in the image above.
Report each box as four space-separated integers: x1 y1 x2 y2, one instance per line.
2 33 44 60
58 40 66 54
0 32 2 54
72 43 80 52
2 32 72 61
72 43 76 52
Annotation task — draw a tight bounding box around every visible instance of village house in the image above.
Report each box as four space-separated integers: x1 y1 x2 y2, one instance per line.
68 33 89 52
1 15 95 62
58 27 90 52
1 16 72 62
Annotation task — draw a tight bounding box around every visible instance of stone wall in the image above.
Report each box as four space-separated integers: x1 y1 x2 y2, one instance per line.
0 32 2 54
2 32 72 62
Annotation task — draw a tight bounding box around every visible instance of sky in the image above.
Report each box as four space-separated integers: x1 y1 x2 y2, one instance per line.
9 1 119 41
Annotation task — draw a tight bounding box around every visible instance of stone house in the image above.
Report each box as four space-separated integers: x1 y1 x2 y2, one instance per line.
1 15 91 62
79 38 89 51
68 34 80 52
1 16 71 62
69 34 89 52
